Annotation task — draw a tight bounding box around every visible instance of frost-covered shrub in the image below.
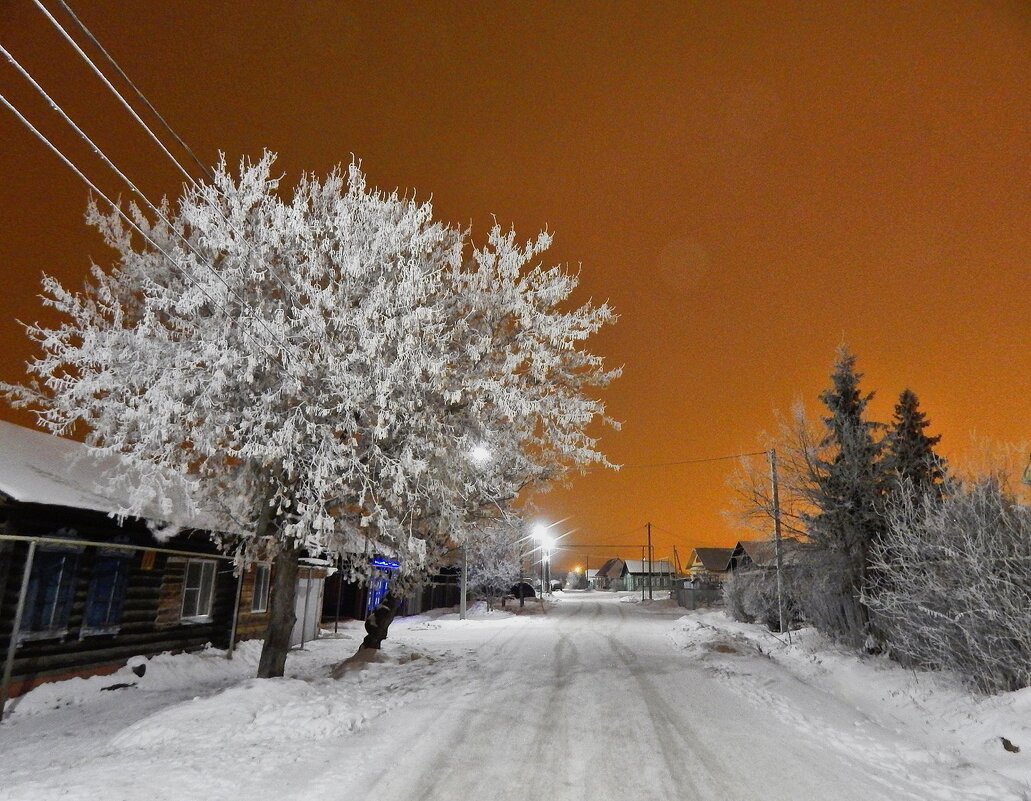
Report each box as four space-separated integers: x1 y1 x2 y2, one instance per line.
725 567 804 632
793 549 868 645
866 478 1031 694
723 571 752 623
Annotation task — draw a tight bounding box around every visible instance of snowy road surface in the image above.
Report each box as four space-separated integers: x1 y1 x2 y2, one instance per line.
1 592 1027 800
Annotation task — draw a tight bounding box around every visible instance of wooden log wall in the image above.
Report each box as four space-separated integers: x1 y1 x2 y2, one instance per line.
0 502 235 695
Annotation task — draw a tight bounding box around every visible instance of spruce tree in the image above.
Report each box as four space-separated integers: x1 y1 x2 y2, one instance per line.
803 347 886 643
883 389 947 495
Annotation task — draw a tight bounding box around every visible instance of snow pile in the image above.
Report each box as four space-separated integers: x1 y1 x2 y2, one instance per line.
672 610 1031 796
5 641 264 720
113 644 448 752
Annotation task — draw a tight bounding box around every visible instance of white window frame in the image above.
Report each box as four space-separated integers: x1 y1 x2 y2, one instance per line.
251 563 271 613
180 559 216 622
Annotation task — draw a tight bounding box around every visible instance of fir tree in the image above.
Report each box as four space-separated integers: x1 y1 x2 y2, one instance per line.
883 389 947 494
802 347 886 643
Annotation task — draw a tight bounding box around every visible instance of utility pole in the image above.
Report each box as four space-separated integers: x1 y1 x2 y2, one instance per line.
768 449 789 642
640 545 645 601
519 553 525 608
647 521 653 600
460 542 468 620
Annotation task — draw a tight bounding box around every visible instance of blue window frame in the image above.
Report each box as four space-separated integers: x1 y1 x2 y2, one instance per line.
22 549 80 640
82 554 131 635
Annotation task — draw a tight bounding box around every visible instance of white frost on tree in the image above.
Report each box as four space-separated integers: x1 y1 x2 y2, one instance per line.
466 519 524 610
5 152 619 673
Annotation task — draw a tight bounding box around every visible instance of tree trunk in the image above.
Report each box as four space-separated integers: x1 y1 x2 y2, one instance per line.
361 591 401 650
257 543 303 678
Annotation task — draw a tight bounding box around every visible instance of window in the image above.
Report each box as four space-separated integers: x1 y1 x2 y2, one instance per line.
22 549 80 640
181 559 216 621
251 563 270 613
82 554 131 635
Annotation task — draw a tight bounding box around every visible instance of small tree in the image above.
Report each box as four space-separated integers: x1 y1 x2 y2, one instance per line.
466 520 523 611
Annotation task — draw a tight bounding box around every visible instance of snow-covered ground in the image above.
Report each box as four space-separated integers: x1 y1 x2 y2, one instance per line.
1 593 1028 800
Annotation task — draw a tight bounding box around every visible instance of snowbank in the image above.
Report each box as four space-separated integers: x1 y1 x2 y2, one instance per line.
671 610 1031 794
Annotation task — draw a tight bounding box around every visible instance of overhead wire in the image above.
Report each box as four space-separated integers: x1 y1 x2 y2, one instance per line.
0 44 294 366
52 0 213 181
31 0 196 185
0 90 287 373
35 0 313 326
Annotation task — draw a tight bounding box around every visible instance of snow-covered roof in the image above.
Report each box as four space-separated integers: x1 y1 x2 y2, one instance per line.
0 420 208 529
624 559 674 575
593 558 625 579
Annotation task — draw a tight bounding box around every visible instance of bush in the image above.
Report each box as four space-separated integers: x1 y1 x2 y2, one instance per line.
723 571 752 622
793 549 868 646
724 569 801 632
866 478 1031 693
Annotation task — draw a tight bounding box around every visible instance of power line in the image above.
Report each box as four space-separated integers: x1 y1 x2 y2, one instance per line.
0 90 286 373
0 44 293 366
54 0 213 181
617 450 767 470
32 0 196 185
33 0 308 317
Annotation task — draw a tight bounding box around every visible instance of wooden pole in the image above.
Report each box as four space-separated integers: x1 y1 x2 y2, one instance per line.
299 567 313 649
1 540 36 721
226 563 244 660
460 542 468 619
769 449 790 642
647 522 653 601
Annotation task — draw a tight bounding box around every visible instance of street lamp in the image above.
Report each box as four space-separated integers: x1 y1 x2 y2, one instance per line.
469 444 492 466
532 524 549 597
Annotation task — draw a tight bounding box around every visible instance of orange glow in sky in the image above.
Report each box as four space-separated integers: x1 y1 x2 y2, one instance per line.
0 2 1027 571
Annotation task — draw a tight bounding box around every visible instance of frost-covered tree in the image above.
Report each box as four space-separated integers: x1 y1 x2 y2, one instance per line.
466 519 523 611
802 347 886 644
883 389 947 495
866 476 1031 693
5 153 618 675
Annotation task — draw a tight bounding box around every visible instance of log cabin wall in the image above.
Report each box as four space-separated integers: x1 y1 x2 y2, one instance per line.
0 502 234 698
233 563 271 642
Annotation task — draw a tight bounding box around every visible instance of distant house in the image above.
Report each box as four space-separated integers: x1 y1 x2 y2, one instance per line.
592 558 627 590
589 557 676 591
730 538 801 571
0 421 326 710
687 547 734 585
623 559 675 592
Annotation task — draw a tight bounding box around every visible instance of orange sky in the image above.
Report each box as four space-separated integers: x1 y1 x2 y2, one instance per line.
1 2 1028 572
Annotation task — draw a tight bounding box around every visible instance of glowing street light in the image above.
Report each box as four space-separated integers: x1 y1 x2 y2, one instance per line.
469 444 492 466
533 524 555 597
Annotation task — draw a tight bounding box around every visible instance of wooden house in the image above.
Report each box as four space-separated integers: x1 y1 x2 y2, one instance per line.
0 421 314 711
730 538 801 571
687 547 734 585
591 558 627 590
623 559 675 592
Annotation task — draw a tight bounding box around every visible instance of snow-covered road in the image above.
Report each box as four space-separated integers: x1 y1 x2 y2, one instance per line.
1 592 1027 800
